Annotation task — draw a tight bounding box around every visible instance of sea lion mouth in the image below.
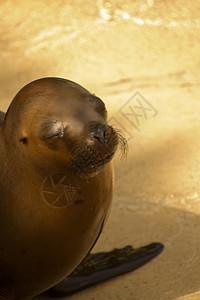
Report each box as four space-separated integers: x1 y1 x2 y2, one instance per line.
70 147 116 178
97 152 115 164
70 126 127 178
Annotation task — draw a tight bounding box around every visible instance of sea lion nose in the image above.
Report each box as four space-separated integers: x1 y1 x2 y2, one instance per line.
90 124 107 144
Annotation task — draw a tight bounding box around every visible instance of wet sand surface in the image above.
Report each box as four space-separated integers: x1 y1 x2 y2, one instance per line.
0 1 200 299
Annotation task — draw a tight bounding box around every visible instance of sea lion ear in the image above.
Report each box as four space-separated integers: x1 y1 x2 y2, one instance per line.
19 136 28 144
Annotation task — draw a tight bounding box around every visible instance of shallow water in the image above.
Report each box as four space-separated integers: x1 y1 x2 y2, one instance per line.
0 1 200 299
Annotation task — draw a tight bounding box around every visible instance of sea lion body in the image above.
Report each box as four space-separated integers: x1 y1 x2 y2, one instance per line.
0 111 4 128
0 78 115 298
0 78 163 299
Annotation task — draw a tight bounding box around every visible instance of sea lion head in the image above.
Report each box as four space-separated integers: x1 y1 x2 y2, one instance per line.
3 77 127 176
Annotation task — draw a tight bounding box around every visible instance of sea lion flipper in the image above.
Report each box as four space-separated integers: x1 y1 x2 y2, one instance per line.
46 243 164 297
0 287 16 300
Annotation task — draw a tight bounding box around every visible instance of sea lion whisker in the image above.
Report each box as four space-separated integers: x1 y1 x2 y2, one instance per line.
113 127 128 160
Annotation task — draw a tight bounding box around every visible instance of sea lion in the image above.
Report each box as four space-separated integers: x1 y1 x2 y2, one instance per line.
0 78 163 299
0 111 4 128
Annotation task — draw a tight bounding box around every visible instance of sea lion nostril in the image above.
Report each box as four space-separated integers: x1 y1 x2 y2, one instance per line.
90 124 107 143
